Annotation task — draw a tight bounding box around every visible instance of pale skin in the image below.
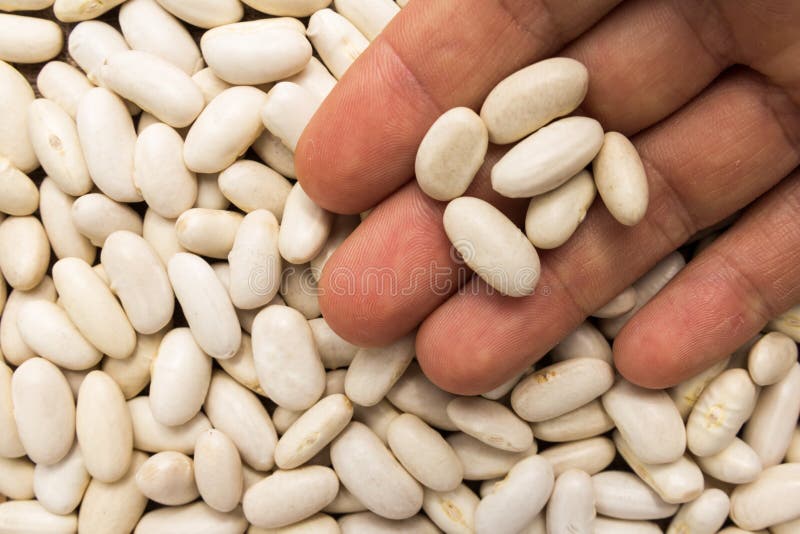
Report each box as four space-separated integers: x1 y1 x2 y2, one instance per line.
295 0 800 394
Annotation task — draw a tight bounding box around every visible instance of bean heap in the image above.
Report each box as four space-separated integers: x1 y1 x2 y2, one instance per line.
0 1 798 533
416 58 649 298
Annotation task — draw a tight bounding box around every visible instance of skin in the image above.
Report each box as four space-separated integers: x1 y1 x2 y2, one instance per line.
295 0 800 394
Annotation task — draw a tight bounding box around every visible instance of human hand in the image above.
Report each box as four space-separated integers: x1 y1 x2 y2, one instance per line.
295 0 800 394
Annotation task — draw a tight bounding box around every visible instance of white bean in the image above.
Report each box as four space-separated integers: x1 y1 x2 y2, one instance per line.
53 257 137 359
730 463 800 530
168 253 241 358
306 8 368 79
75 371 133 483
119 0 203 75
492 116 604 198
0 216 50 291
0 60 36 173
202 19 312 85
252 304 326 410
275 393 353 470
0 14 62 63
387 413 463 492
747 332 797 386
278 182 334 264
525 169 596 249
128 396 211 454
78 451 148 534
54 0 126 21
475 455 554 534
204 370 278 471
743 363 800 467
480 57 588 145
134 451 198 506
71 193 143 247
243 466 339 528
11 358 75 466
228 210 282 310
694 437 763 484
444 196 541 297
218 159 292 219
331 422 423 520
415 107 488 202
447 397 533 453
154 0 244 29
38 178 95 263
194 429 243 513
592 471 678 520
545 469 595 534
666 488 730 534
687 368 758 457
101 231 174 334
512 359 614 422
184 86 268 173
33 442 90 516
601 378 686 464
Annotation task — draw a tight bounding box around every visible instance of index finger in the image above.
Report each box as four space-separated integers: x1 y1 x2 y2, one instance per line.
295 0 621 214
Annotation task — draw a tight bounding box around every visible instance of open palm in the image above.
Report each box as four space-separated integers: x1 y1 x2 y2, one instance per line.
296 0 800 394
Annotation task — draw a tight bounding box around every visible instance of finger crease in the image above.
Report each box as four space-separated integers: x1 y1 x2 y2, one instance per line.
382 37 447 114
640 153 700 248
712 245 777 326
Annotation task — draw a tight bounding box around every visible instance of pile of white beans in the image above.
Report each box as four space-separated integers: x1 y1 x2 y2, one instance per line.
416 57 649 298
0 0 799 533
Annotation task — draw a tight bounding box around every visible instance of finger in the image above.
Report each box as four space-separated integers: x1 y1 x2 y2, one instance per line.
317 0 738 344
416 70 800 395
614 168 800 388
296 0 619 214
319 147 524 344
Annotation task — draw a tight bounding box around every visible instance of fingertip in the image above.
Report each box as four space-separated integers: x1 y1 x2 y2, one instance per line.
613 317 687 389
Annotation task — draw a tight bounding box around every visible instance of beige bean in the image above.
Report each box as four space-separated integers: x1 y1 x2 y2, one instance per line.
444 196 540 297
119 0 203 75
492 116 604 198
202 19 312 85
333 0 398 40
331 422 422 520
33 442 90 515
602 378 686 464
306 9 368 79
168 253 241 359
149 328 211 426
38 178 95 263
252 304 326 410
244 466 339 528
76 88 141 202
0 60 36 173
195 429 244 512
154 0 243 28
0 216 49 291
512 358 614 422
53 257 136 359
0 277 57 366
103 329 163 399
218 159 291 220
747 331 798 386
78 450 148 534
744 363 800 467
184 86 268 173
345 333 415 407
387 413 463 492
71 193 143 247
0 14 62 63
128 396 211 454
415 107 488 202
76 371 133 483
134 451 198 506
525 169 596 249
593 131 649 226
252 129 296 178
12 358 75 465
275 394 353 470
204 370 278 471
0 158 38 217
447 397 533 453
101 50 204 128
133 123 198 218
17 300 102 370
480 57 588 145
539 436 616 477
